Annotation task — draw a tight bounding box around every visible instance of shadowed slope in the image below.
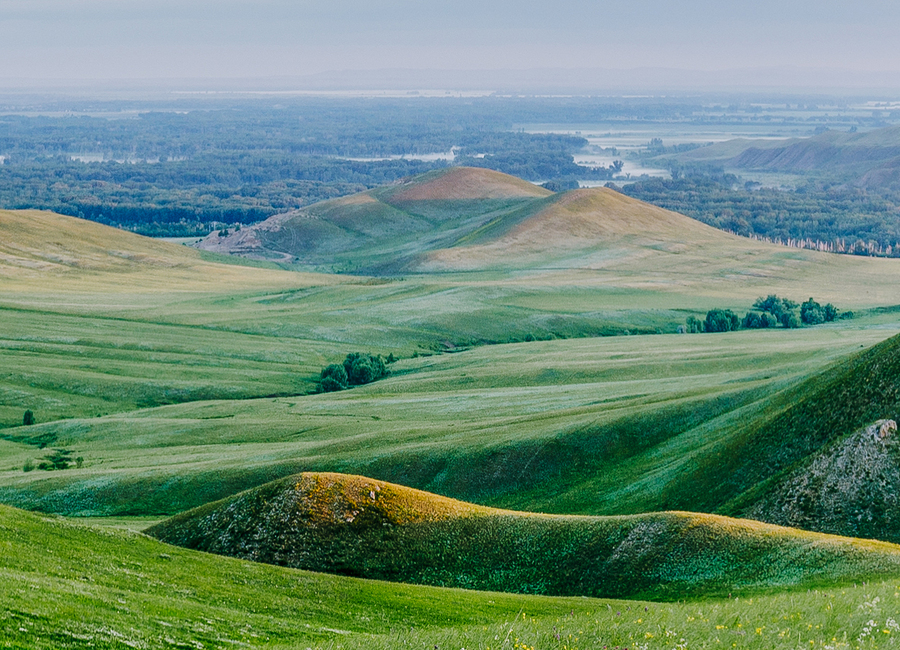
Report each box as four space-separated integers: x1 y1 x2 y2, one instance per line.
147 472 900 601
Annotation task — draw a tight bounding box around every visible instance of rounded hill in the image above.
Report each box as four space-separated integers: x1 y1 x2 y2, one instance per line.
420 185 725 271
382 166 552 201
147 471 900 601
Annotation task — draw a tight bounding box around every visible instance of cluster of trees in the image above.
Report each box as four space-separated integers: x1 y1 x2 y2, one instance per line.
318 352 395 393
621 174 900 257
686 295 845 333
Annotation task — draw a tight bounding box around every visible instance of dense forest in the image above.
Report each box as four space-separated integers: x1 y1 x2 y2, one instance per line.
0 101 603 235
620 174 900 256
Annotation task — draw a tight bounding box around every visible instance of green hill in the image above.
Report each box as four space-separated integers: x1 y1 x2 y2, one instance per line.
196 167 553 270
198 165 766 273
4 499 900 649
147 471 900 601
0 502 600 649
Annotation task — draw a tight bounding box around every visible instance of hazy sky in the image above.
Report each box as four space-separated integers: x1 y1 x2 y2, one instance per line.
2 0 900 87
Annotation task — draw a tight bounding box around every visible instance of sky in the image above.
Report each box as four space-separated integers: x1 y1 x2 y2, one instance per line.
2 0 900 90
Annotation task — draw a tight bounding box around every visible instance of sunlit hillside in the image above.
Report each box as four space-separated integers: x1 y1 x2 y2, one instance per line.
0 208 334 292
148 471 900 600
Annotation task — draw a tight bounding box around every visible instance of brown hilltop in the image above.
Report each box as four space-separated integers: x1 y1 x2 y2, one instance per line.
420 185 727 271
384 166 552 201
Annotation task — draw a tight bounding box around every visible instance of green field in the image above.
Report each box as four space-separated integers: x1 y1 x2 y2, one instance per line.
3 504 900 649
5 174 900 647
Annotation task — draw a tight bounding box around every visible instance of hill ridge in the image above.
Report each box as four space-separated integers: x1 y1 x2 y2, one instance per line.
147 471 900 600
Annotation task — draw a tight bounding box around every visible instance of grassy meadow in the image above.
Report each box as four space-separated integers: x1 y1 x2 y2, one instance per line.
4 184 900 647
0 325 894 519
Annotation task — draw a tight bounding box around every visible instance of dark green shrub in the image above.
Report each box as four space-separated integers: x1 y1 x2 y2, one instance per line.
685 316 703 333
23 410 34 426
343 353 388 386
37 448 74 471
780 311 801 328
318 353 390 392
742 312 762 329
753 295 798 322
319 363 349 392
800 298 825 325
704 309 740 333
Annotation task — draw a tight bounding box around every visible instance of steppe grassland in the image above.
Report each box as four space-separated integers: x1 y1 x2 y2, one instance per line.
3 254 900 430
1 324 895 517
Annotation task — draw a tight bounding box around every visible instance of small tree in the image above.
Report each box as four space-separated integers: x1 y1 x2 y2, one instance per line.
800 298 825 325
742 312 762 329
23 410 35 426
753 295 798 322
320 363 349 392
780 311 801 328
343 353 388 386
704 309 740 333
685 316 704 333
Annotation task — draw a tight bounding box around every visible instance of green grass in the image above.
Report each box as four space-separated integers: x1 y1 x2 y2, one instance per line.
147 471 900 602
0 326 893 520
3 502 900 649
0 503 600 649
5 199 900 645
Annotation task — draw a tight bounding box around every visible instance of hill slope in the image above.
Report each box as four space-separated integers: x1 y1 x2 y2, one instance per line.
197 167 553 269
0 503 602 649
198 165 864 278
147 471 900 601
0 208 329 292
420 185 726 271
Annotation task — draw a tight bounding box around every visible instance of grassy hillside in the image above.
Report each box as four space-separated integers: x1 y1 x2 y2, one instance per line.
0 208 329 292
420 185 734 271
671 124 900 185
3 501 900 648
0 327 890 517
0 502 599 649
148 472 900 601
198 167 553 270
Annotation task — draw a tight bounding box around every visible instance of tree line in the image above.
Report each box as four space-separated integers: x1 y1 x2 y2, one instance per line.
620 174 900 257
685 295 849 333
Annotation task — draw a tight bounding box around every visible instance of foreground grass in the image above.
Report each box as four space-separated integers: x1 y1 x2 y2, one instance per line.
3 503 900 649
327 587 900 650
0 504 596 649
